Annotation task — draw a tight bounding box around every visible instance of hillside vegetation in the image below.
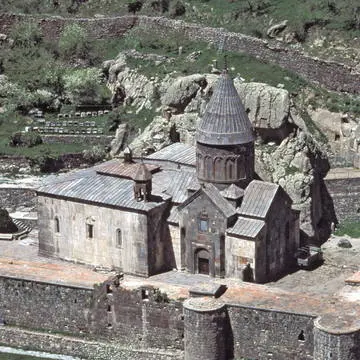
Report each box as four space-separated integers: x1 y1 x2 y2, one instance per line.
1 0 360 44
0 1 360 167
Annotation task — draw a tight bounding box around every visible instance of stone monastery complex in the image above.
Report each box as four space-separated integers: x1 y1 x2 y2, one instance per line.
37 70 299 284
0 70 359 360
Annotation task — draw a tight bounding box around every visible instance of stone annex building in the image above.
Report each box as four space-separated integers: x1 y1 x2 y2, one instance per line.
37 70 300 283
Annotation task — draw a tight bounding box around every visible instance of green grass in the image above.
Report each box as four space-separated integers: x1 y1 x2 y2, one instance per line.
2 0 360 41
334 220 360 238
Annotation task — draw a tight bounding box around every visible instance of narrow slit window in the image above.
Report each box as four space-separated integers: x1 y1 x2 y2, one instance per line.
86 223 94 239
54 217 60 233
116 229 122 248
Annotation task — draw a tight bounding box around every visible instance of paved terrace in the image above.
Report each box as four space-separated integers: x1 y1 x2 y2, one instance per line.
1 234 360 332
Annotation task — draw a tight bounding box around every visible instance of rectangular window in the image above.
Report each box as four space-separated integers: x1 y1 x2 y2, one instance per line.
198 219 208 232
86 224 94 239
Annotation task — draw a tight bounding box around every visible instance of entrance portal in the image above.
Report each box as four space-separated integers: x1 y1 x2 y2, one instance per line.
195 249 210 275
198 258 209 274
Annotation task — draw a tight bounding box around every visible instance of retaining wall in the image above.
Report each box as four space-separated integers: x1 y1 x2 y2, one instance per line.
0 14 359 93
0 276 184 352
41 134 113 145
0 188 36 212
324 176 360 223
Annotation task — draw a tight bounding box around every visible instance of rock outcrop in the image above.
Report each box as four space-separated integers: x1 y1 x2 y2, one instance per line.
0 208 18 233
103 56 332 241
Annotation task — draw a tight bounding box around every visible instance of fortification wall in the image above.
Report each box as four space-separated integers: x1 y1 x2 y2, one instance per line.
0 276 184 352
313 316 360 360
324 176 360 223
0 327 183 360
0 14 359 93
0 276 93 334
227 305 314 360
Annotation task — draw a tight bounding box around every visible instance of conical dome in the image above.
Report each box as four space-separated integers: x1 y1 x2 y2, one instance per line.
197 71 254 145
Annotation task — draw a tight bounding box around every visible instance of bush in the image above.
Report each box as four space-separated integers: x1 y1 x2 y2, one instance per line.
9 21 43 48
58 24 93 61
9 132 43 147
83 145 107 164
63 68 111 105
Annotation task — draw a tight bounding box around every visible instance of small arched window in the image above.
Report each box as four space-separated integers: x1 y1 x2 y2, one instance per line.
54 217 60 233
116 229 122 248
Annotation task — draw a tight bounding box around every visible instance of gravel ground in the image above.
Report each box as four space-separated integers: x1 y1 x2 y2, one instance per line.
269 235 360 296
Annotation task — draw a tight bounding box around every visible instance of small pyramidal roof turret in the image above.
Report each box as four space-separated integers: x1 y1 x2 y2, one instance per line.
197 70 254 146
134 161 152 182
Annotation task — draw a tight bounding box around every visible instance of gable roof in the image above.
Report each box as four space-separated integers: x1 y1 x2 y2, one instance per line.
152 169 198 204
37 169 167 212
227 216 265 238
238 180 279 219
178 183 236 219
196 70 254 146
96 160 159 180
146 142 196 167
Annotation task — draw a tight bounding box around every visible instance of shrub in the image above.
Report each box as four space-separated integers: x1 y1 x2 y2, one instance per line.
9 21 43 48
63 68 111 105
58 24 93 61
83 145 107 164
9 132 43 147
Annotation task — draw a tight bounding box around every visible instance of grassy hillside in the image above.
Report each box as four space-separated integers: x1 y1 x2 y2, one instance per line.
1 0 359 42
0 10 359 165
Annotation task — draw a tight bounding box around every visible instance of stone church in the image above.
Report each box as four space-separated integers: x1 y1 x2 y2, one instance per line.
37 70 300 283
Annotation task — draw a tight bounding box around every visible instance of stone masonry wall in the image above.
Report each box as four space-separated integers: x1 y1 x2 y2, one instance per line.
0 14 359 93
0 188 36 212
41 135 113 146
227 305 315 360
324 177 360 223
0 327 183 360
0 276 184 353
0 277 93 335
90 281 184 351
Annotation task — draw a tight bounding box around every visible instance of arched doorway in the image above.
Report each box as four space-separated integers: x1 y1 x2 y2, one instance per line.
195 249 210 275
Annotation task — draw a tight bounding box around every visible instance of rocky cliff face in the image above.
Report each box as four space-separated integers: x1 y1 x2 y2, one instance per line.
103 54 334 243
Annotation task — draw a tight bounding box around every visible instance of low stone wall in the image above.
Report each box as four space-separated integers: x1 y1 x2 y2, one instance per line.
324 174 360 223
41 134 113 145
1 14 359 93
0 327 183 360
0 188 36 212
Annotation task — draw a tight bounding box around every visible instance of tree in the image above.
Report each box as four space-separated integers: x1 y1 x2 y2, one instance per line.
63 68 111 105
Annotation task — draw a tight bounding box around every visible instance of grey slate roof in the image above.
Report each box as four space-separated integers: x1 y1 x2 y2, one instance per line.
167 206 179 225
238 180 279 219
220 184 244 200
146 142 196 166
227 216 265 238
178 183 236 219
152 169 198 204
37 169 168 212
197 71 254 146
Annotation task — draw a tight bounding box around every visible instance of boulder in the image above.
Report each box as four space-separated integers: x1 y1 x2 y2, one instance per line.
337 238 352 248
235 82 290 130
0 208 18 233
267 20 288 38
161 74 207 113
110 123 129 157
